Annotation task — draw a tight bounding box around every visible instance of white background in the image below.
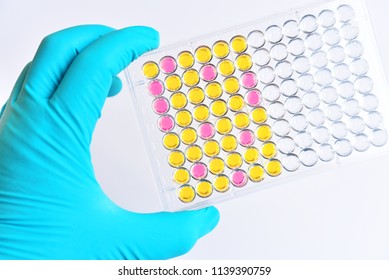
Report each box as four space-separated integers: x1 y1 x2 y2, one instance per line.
1 0 389 259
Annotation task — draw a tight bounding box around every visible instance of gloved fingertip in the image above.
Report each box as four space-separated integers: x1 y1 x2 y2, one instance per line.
131 26 160 41
124 26 160 49
107 76 122 97
193 206 220 238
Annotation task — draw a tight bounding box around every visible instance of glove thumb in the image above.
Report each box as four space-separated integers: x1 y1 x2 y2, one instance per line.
110 206 220 259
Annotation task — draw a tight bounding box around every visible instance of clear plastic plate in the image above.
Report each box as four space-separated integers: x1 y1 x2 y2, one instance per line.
126 0 389 211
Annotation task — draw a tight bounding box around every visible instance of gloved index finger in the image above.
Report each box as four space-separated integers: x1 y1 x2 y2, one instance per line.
23 25 115 101
51 26 159 134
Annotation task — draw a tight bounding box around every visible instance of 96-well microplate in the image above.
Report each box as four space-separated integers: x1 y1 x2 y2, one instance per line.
127 0 389 211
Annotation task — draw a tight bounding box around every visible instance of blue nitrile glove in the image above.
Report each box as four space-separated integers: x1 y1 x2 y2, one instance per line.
0 25 219 259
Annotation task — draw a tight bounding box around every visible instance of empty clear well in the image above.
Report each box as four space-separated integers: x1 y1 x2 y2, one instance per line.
127 0 389 210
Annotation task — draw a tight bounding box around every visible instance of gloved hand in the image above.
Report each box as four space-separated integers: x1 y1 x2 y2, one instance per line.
0 25 219 259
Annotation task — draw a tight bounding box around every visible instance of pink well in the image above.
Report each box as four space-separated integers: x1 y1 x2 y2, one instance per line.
198 122 216 139
241 72 258 88
239 129 255 146
200 64 217 81
160 56 177 74
148 80 164 96
231 170 248 187
152 97 169 114
158 115 174 132
245 89 262 107
191 163 208 180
